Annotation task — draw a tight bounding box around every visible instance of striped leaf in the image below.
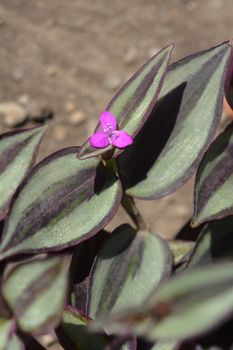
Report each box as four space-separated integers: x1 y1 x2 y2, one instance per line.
0 126 46 219
56 307 108 350
0 318 24 350
87 224 172 320
78 45 173 160
2 255 68 334
69 230 108 311
188 216 233 268
96 263 233 342
193 122 233 226
0 148 122 259
117 42 233 199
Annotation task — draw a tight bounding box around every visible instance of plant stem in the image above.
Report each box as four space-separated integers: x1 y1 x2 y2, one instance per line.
122 194 148 230
104 157 148 231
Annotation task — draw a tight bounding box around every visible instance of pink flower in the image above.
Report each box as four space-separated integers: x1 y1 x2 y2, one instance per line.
90 111 133 149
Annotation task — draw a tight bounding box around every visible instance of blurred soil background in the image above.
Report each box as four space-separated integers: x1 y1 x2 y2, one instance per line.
0 0 233 242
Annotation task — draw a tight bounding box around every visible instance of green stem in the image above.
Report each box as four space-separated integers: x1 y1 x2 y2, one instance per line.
103 158 148 231
122 194 148 230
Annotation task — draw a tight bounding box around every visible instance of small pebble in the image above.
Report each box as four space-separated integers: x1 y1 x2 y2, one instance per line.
17 94 30 106
12 67 24 82
38 334 55 347
68 110 86 126
124 47 138 64
5 31 14 41
174 205 190 218
0 102 28 127
47 65 58 77
31 108 53 123
65 101 76 114
210 0 223 9
27 101 53 122
53 125 67 141
44 18 55 27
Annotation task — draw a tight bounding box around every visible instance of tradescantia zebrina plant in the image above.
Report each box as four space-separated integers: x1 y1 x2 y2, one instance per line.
0 41 233 350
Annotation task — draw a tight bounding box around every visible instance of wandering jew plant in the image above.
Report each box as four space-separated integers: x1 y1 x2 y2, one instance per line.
0 41 233 350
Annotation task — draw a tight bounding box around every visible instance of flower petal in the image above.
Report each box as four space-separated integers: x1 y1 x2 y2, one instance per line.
112 131 133 149
100 111 117 130
90 131 110 148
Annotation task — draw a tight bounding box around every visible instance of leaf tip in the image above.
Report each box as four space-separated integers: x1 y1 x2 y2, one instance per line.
228 38 233 48
190 216 203 228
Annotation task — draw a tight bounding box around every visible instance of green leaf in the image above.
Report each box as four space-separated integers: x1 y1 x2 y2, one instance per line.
56 307 108 350
193 122 233 226
95 262 233 342
0 127 46 219
2 254 68 334
0 318 24 350
168 240 194 265
117 41 233 199
69 230 108 311
188 216 233 267
0 147 122 259
7 335 24 350
87 224 172 320
0 318 12 350
78 45 173 160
